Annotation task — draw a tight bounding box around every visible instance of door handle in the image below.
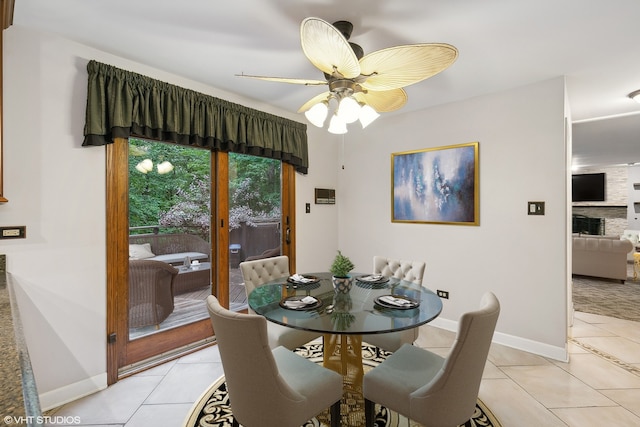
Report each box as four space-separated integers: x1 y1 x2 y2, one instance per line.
286 227 291 244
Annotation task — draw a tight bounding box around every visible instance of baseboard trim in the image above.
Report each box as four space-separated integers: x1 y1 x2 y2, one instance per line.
429 318 568 362
40 321 569 411
39 373 107 412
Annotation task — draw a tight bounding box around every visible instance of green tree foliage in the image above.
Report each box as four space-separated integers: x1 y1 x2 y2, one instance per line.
228 154 281 229
128 138 210 234
229 154 281 212
159 179 211 239
128 139 281 238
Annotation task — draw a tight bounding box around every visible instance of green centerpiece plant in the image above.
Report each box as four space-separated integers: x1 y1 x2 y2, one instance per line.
329 250 355 293
329 250 354 277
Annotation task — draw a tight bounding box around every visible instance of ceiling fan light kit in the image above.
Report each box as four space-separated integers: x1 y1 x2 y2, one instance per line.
328 113 348 134
337 96 361 123
238 17 458 134
628 89 640 103
358 104 380 128
304 101 329 127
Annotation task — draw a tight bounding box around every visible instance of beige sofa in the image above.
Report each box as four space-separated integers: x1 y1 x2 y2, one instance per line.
572 235 633 282
129 233 210 265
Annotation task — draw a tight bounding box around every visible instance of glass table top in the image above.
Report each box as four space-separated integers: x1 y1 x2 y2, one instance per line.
248 272 443 335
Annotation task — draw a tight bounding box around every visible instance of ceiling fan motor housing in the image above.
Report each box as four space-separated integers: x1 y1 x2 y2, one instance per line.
329 79 360 97
332 20 353 39
332 20 364 58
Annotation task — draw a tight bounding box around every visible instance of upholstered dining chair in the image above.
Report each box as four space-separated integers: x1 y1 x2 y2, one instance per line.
363 292 500 427
239 255 320 349
206 295 343 427
365 256 427 353
128 259 178 328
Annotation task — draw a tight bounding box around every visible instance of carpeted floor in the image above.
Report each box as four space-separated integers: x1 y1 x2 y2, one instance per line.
183 342 501 427
572 265 640 322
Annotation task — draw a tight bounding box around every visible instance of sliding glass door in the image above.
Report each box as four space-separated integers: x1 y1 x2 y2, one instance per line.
106 138 296 383
228 153 282 311
128 138 212 340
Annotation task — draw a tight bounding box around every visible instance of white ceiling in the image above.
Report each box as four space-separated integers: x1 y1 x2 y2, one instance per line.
11 0 640 168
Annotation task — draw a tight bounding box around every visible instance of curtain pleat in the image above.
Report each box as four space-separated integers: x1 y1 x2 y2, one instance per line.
83 60 308 173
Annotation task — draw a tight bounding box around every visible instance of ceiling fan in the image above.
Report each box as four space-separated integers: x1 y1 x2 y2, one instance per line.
237 17 458 134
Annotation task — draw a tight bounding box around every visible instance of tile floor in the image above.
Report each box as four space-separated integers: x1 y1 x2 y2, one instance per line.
46 311 640 427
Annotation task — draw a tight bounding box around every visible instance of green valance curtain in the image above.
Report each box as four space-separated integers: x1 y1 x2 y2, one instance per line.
83 60 309 173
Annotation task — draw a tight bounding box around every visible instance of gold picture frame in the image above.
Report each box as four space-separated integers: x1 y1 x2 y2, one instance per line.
391 142 479 225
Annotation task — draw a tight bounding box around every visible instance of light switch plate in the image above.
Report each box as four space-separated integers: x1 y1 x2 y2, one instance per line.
528 201 545 215
0 226 26 239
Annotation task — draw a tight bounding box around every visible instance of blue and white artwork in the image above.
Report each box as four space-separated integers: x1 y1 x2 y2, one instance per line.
392 143 478 224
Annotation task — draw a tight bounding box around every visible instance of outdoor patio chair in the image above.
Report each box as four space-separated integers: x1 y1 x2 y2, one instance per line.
128 259 178 328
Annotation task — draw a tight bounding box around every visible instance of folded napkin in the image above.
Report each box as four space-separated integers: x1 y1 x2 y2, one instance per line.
359 274 384 282
283 296 317 308
379 295 416 307
290 274 315 283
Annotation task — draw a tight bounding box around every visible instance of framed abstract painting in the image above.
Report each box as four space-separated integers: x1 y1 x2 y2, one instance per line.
391 142 479 225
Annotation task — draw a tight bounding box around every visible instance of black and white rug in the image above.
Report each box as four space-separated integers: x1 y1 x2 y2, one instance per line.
183 342 501 427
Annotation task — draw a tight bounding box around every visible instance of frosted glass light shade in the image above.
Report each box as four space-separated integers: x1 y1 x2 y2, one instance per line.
304 101 329 127
157 161 174 174
359 104 380 128
136 158 153 173
337 96 361 123
328 114 347 134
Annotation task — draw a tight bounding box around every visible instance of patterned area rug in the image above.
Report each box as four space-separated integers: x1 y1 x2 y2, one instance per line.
183 342 501 427
572 271 640 322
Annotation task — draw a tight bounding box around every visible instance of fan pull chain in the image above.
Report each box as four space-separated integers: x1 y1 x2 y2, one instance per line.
341 134 345 169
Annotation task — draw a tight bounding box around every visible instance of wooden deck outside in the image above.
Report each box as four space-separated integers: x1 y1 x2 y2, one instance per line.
129 267 247 340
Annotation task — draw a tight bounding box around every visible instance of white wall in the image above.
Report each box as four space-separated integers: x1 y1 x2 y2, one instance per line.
2 25 339 409
294 127 341 273
3 24 570 409
627 165 640 229
336 78 570 358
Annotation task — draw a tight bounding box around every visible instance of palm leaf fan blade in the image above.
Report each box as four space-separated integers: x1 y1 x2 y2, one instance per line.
359 43 458 91
301 17 361 79
236 74 327 86
353 88 408 113
298 91 332 113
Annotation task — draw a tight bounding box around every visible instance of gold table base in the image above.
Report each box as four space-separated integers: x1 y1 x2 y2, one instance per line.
319 334 370 426
323 333 364 391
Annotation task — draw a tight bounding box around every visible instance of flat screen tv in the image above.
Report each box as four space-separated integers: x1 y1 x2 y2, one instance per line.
572 172 605 202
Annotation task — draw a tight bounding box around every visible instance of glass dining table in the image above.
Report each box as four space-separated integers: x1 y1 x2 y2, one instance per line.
247 271 443 400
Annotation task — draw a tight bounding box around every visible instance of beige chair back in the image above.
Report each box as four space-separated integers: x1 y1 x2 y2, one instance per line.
373 256 426 285
367 256 426 352
207 295 341 427
206 296 305 425
412 292 500 425
239 255 319 349
240 255 289 313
